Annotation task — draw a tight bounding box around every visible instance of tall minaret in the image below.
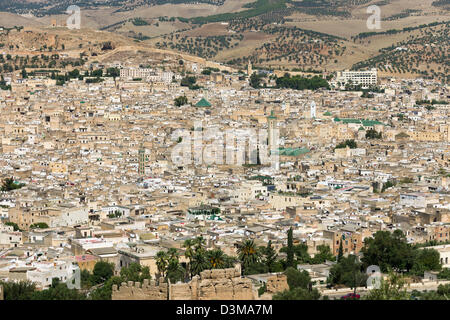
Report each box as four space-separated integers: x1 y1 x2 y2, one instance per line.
138 143 146 176
283 102 290 115
247 61 253 76
267 110 277 150
310 101 316 119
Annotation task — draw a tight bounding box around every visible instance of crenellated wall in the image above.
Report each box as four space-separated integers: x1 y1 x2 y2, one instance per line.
112 279 168 300
170 267 255 300
112 266 255 300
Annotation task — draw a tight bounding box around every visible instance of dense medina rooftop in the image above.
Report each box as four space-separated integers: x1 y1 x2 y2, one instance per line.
0 62 449 301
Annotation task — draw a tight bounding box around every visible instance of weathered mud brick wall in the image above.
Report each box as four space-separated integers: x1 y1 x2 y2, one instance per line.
112 266 255 300
170 267 255 300
112 279 168 300
266 274 289 294
259 274 289 300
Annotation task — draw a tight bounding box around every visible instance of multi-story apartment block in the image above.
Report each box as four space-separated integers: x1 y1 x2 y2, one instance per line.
334 68 378 88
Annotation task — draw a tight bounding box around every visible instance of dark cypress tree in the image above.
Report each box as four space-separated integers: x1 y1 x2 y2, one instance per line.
264 240 278 272
337 238 344 262
287 228 295 268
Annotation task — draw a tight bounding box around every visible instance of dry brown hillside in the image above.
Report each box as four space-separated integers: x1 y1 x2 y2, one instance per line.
0 26 234 71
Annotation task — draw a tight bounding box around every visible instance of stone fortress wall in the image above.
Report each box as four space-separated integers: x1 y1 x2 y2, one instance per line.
0 269 286 301
170 267 255 300
112 265 258 300
266 274 289 294
112 279 168 300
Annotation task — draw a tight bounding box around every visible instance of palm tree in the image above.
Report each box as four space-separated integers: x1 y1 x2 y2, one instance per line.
190 250 209 277
183 239 195 278
207 249 225 269
193 236 206 252
167 248 180 269
167 248 179 263
166 248 183 282
237 239 259 274
156 251 168 279
183 239 195 259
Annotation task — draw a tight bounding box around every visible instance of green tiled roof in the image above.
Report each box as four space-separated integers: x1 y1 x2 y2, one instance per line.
361 120 384 126
267 110 277 119
207 214 223 221
195 98 211 107
277 147 310 157
334 118 384 126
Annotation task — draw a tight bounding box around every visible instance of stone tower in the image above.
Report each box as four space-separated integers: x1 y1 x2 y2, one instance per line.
267 110 277 150
138 143 146 176
247 61 253 76
310 101 316 119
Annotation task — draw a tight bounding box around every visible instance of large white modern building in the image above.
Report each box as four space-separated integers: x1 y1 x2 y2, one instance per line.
120 67 153 79
120 68 176 84
334 68 378 89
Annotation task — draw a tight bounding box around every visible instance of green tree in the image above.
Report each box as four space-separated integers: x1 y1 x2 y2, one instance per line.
89 276 123 300
29 222 49 229
193 236 206 252
258 282 267 296
285 267 311 290
91 261 114 285
156 251 168 278
80 269 93 289
438 268 450 280
183 239 195 277
5 222 20 231
180 76 197 87
273 287 321 300
286 228 295 268
1 177 24 191
312 245 334 264
327 255 367 288
237 239 259 274
335 139 357 149
364 272 411 300
361 230 415 273
165 249 185 283
120 263 150 282
293 243 311 264
410 248 442 276
31 278 86 300
174 95 188 107
0 280 36 300
337 240 344 262
262 240 278 272
249 73 262 89
366 128 382 139
190 250 209 276
207 249 225 269
106 67 120 78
